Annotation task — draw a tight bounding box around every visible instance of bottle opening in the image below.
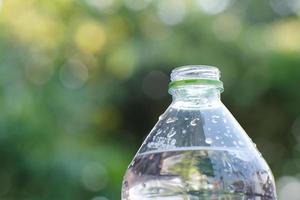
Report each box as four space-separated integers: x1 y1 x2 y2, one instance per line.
169 65 224 92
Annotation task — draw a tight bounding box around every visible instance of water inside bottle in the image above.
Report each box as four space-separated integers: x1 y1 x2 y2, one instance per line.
122 148 275 200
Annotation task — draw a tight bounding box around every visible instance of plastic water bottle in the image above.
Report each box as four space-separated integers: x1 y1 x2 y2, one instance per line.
122 65 277 199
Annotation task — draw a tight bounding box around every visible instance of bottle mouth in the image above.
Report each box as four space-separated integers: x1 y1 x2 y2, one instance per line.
169 65 224 92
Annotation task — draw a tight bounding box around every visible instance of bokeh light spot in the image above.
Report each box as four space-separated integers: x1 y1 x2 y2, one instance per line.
82 162 108 192
212 14 241 42
85 0 115 12
277 176 300 200
124 0 150 11
59 59 89 90
268 19 300 52
75 21 107 54
1 2 64 49
157 0 186 26
106 45 138 79
270 0 300 16
196 0 232 15
0 0 3 12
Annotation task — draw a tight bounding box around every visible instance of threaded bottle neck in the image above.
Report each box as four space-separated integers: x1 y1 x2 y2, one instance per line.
168 65 223 105
169 65 223 93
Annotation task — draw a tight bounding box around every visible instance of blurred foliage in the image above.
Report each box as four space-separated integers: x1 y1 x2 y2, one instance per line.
0 0 300 199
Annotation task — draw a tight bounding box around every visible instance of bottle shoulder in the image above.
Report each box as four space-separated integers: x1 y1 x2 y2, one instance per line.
137 103 257 157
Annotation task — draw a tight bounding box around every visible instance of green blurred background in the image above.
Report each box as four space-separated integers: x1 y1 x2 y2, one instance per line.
0 0 300 199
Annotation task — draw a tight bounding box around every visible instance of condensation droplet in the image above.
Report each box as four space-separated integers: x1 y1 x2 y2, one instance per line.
233 141 237 145
207 127 212 131
223 118 227 123
170 139 176 145
211 115 219 123
184 117 189 120
190 119 197 126
202 98 208 104
167 131 176 138
205 138 213 144
238 141 244 146
156 129 162 135
182 129 187 134
166 117 177 123
215 136 220 140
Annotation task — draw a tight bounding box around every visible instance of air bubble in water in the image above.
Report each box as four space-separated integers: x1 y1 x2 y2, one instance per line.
166 117 177 123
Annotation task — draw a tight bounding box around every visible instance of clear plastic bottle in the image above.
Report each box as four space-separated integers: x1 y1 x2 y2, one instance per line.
122 65 277 200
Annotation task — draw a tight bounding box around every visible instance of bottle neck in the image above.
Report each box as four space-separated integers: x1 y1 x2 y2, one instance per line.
168 65 223 108
170 85 221 108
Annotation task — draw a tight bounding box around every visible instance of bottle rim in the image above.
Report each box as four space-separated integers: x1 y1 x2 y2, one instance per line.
169 65 224 91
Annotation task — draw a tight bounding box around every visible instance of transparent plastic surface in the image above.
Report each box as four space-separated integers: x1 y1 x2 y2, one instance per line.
122 66 277 200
